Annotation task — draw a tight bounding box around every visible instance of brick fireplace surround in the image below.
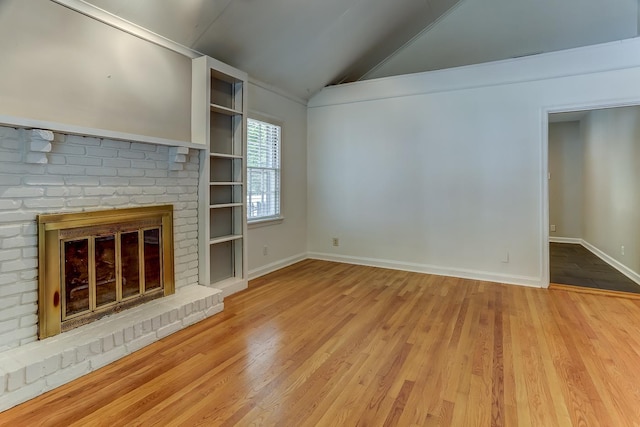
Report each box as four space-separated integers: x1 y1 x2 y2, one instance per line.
0 125 223 410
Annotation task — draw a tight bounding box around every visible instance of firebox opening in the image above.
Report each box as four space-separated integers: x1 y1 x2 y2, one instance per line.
38 206 175 339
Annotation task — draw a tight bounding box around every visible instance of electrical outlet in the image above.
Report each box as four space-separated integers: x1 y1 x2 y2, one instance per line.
621 245 625 256
501 250 509 263
550 225 556 232
332 237 339 247
263 245 268 256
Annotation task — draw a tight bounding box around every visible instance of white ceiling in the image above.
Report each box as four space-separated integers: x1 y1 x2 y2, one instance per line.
79 0 639 100
365 0 640 81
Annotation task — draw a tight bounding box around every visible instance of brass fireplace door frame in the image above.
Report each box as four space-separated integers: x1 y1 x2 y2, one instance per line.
37 205 175 339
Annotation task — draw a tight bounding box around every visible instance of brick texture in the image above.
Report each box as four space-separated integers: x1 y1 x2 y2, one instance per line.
0 126 201 350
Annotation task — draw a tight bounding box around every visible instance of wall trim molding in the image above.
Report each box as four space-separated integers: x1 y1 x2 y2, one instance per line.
249 252 544 288
51 0 201 59
307 252 542 288
549 237 582 244
310 37 640 108
248 253 308 280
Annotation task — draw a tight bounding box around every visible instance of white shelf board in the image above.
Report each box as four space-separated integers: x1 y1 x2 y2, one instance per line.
209 234 243 245
209 153 243 159
210 182 243 186
210 104 243 116
209 203 243 209
0 114 203 150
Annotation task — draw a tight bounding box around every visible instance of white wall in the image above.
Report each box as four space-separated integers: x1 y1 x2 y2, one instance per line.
548 122 583 239
246 83 308 278
582 107 640 274
308 38 640 287
0 0 192 142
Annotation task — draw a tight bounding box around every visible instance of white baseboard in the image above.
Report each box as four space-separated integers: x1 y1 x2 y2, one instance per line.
307 252 542 288
580 240 640 287
248 252 308 280
549 236 582 244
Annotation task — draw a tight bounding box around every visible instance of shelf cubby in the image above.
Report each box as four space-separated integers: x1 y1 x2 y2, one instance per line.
209 239 243 284
209 157 242 183
209 241 233 283
209 206 242 240
211 71 243 111
210 184 242 205
209 112 242 155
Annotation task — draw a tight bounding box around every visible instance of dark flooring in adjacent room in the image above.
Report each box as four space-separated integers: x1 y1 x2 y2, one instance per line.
550 242 640 294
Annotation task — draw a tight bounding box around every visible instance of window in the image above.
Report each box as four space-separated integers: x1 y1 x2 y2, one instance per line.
247 118 281 222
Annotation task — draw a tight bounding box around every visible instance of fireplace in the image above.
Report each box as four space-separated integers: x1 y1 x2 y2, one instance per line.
37 206 175 339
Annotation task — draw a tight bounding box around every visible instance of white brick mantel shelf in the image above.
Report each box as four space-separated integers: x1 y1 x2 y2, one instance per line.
0 285 223 411
0 114 204 151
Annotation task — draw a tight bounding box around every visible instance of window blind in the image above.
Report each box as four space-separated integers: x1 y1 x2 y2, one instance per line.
247 118 281 221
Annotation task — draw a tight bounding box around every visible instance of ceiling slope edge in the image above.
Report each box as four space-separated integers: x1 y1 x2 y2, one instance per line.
358 0 468 82
309 37 640 108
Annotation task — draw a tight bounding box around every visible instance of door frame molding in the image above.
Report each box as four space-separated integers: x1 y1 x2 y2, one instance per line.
540 97 640 288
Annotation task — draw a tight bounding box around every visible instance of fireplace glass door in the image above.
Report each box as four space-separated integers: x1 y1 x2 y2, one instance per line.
63 239 90 317
61 227 163 321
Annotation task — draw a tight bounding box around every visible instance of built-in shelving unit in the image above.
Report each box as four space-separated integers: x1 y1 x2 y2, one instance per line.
192 56 248 296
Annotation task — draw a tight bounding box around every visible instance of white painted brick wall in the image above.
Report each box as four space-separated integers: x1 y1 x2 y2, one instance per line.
0 125 201 351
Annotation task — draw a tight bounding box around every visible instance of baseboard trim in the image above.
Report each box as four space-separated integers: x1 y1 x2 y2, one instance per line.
307 252 542 288
248 253 308 280
549 236 582 244
580 240 640 287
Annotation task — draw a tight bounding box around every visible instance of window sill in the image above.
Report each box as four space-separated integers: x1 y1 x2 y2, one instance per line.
248 217 284 229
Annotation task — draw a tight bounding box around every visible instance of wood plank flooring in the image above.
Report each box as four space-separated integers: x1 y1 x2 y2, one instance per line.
2 259 640 426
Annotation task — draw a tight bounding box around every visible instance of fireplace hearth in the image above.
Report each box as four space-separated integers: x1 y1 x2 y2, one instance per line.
37 206 175 338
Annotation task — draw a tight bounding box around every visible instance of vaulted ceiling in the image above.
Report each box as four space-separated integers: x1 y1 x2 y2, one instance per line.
75 0 639 100
366 0 640 81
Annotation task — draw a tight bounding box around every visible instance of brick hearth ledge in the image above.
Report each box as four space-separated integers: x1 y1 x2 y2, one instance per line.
0 284 223 411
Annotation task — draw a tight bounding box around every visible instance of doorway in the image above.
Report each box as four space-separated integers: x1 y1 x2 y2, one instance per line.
547 106 640 294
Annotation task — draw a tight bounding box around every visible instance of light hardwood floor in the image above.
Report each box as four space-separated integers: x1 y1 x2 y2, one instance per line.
2 259 640 426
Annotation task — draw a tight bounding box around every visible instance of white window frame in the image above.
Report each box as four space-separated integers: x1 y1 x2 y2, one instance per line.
247 114 283 226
